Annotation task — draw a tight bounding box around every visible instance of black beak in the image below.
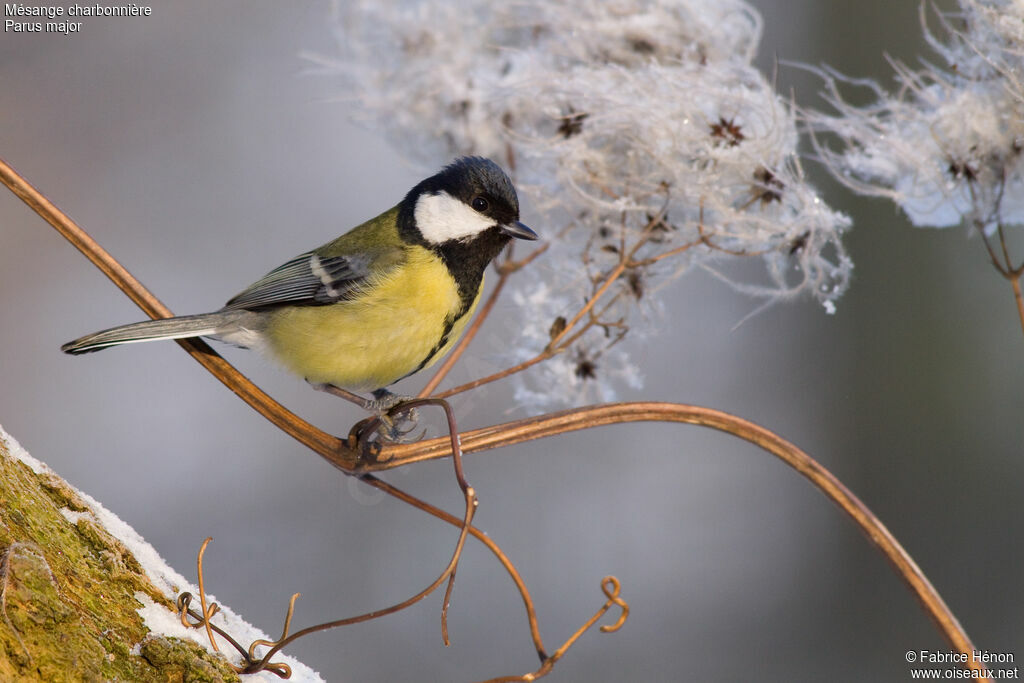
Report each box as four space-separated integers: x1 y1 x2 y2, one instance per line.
500 221 538 241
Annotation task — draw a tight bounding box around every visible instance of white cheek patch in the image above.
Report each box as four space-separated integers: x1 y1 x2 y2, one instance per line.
414 191 495 244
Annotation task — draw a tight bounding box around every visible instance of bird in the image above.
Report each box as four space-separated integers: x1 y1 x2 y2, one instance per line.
62 156 537 416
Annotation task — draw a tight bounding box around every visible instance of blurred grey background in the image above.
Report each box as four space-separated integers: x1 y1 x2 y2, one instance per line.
1 2 1020 681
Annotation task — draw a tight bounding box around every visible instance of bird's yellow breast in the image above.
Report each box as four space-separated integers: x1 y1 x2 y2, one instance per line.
262 246 481 391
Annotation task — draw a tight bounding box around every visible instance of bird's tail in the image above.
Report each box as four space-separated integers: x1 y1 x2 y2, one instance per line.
61 311 242 355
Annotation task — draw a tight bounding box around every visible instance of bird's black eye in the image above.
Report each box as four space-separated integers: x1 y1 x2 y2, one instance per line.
471 196 489 212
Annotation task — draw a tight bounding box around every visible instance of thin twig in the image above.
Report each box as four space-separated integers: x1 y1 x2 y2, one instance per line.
996 223 1016 275
626 238 701 267
995 223 1024 339
244 592 301 678
975 221 1010 277
385 397 477 644
547 207 665 351
243 482 476 673
477 576 629 683
177 593 252 663
196 537 219 653
434 346 553 400
972 217 1024 341
358 474 548 662
1010 274 1024 339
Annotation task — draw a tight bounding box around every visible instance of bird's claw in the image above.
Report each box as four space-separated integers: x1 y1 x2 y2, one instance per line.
349 403 425 463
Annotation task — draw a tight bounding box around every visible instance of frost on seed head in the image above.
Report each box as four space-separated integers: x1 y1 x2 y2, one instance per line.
317 0 852 407
808 0 1024 234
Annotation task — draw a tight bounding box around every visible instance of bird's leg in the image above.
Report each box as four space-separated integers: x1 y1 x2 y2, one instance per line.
308 382 423 449
364 389 423 441
365 388 412 413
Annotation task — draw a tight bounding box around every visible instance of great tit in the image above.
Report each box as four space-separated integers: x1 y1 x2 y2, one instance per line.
62 157 538 405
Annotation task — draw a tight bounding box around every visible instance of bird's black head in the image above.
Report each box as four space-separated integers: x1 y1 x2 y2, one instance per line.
398 156 537 248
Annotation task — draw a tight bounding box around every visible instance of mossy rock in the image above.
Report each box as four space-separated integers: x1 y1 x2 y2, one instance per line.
0 436 239 682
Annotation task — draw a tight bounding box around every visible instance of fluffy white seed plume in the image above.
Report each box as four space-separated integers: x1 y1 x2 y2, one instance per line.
317 0 852 406
808 0 1024 233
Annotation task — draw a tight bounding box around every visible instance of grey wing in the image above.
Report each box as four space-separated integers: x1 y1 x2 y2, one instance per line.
222 251 379 310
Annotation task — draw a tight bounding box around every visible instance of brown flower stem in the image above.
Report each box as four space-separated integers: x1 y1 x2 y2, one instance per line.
358 474 549 661
195 537 220 653
545 219 656 352
627 238 700 267
996 223 1024 340
434 347 554 400
477 576 628 683
1011 274 1024 340
996 222 1015 274
370 401 987 680
243 480 478 672
974 220 1024 341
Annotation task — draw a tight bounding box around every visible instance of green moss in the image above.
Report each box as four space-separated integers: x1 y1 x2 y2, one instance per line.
140 636 238 682
0 436 240 681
